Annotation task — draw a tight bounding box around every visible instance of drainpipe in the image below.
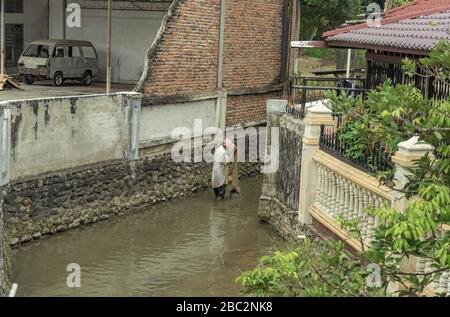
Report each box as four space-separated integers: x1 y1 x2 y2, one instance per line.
215 0 226 135
8 284 18 297
1 0 4 75
106 0 112 94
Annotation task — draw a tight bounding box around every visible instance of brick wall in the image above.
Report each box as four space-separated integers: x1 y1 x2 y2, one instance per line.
138 0 286 125
139 0 221 97
227 91 281 126
223 0 284 91
224 0 285 126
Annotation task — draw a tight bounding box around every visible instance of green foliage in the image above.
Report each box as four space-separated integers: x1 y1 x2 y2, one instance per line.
393 0 413 8
300 0 365 40
403 40 450 82
237 238 381 297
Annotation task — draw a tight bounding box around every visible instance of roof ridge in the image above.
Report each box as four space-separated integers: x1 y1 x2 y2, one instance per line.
323 3 450 37
383 0 423 17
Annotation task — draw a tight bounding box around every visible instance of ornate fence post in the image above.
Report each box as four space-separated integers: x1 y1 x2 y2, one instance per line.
390 136 434 294
391 136 433 213
299 103 334 225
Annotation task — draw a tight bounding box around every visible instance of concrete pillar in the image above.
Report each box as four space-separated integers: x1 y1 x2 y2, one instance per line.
391 136 433 212
298 103 334 225
261 100 287 197
389 136 433 294
123 92 142 161
0 108 11 187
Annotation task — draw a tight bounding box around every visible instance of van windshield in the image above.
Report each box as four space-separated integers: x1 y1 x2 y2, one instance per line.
23 44 50 58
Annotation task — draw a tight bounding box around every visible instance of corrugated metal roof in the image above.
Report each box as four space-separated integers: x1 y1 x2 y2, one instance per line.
323 0 450 52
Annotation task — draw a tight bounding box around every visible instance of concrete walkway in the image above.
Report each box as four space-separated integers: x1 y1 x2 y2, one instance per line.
0 81 136 102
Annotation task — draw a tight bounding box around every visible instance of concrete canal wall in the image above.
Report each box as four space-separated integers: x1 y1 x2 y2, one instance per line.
0 191 7 296
0 93 262 248
4 94 140 179
4 154 259 246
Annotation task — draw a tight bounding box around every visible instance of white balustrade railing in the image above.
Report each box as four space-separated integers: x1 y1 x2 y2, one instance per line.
415 257 450 296
315 163 390 245
315 161 449 296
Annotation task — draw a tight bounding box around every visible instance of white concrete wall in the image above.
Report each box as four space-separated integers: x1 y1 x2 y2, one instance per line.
1 94 129 179
140 99 217 147
24 0 49 46
49 0 166 83
49 0 64 39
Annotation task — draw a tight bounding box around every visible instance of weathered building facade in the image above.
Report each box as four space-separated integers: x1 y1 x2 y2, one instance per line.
2 0 49 71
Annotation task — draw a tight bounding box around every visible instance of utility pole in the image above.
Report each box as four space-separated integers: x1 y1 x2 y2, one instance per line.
346 49 352 78
1 0 5 75
288 0 301 77
106 0 112 94
63 0 67 39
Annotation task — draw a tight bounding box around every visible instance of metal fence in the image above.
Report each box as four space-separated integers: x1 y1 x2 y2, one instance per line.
287 75 446 173
319 115 394 173
288 76 368 118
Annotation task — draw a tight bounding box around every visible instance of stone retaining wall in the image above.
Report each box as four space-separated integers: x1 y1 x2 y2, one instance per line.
3 154 260 247
259 195 303 241
258 111 305 240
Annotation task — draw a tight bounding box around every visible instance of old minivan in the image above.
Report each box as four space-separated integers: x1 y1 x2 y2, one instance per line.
18 39 99 87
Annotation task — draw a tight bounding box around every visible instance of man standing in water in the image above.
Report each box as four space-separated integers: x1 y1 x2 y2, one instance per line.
212 140 231 200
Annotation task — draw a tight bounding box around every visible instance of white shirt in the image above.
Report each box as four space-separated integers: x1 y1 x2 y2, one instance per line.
212 146 229 189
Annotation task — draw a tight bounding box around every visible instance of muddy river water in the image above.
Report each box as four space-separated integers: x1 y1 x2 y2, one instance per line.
11 177 283 297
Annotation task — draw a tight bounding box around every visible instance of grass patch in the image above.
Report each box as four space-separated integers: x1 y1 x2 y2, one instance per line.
302 48 336 60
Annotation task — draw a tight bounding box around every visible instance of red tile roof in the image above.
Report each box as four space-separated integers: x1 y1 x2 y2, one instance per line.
323 0 450 52
324 0 450 37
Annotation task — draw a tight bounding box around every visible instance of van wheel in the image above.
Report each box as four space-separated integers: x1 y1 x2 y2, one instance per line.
82 71 92 86
52 72 64 87
24 76 35 85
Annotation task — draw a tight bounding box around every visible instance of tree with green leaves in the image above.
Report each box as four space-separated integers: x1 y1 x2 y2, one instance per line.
300 0 365 40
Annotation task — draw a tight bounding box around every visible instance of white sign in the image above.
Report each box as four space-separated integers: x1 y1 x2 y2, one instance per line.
291 41 327 48
66 3 82 28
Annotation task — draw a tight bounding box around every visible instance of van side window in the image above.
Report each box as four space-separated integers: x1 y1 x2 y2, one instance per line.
82 46 96 59
68 46 81 58
23 45 49 58
54 46 65 57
